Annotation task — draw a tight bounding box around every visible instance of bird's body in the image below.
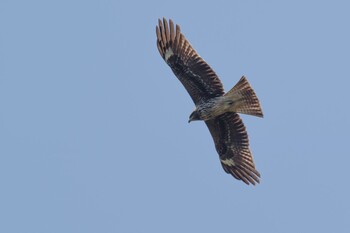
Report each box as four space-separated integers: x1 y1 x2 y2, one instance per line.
156 18 263 185
190 76 264 122
190 96 230 121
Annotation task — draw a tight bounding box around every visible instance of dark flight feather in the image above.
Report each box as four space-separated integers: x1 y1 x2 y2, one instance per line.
156 18 224 104
205 113 260 185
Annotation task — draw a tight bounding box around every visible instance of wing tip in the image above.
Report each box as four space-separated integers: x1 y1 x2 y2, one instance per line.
221 159 261 185
156 17 181 61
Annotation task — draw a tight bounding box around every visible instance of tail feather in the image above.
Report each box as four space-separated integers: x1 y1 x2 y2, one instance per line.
224 76 263 117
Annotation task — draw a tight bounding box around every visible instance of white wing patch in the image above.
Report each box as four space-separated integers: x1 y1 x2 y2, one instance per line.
164 48 174 61
221 158 235 166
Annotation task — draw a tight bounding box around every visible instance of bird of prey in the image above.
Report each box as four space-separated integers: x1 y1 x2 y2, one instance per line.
156 18 263 185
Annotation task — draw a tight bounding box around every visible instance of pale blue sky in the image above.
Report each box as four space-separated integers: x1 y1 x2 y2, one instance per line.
1 1 350 232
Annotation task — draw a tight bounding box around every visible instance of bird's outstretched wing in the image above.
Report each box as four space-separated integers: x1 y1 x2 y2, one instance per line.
156 18 224 104
205 113 261 185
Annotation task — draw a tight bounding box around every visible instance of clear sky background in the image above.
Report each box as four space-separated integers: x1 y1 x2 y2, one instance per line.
1 0 349 232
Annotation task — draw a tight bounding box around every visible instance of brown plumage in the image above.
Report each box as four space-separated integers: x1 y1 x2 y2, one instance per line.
156 18 263 185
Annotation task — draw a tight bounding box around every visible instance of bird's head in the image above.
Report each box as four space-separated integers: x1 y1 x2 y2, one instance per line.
188 110 200 123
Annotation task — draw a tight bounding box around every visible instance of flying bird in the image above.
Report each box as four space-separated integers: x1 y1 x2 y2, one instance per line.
156 18 263 185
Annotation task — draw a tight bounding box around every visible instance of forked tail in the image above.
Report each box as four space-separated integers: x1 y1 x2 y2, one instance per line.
224 76 263 117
